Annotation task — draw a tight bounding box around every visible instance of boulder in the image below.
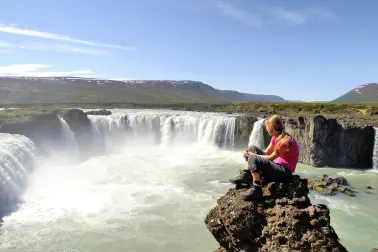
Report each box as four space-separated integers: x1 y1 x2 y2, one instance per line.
306 174 356 197
205 175 348 252
323 174 348 186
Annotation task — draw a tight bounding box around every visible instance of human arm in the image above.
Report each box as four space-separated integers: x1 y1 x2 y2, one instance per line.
264 141 274 155
249 146 287 161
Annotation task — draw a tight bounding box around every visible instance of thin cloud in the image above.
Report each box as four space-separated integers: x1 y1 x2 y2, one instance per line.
161 0 200 12
267 7 336 25
0 40 107 55
0 24 136 50
269 7 308 25
215 0 262 27
0 50 12 54
0 64 93 77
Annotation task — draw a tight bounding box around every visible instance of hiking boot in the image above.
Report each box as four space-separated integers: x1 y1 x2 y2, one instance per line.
240 186 263 200
229 170 252 187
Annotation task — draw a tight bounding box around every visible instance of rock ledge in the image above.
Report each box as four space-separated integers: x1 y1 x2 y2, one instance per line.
205 175 348 252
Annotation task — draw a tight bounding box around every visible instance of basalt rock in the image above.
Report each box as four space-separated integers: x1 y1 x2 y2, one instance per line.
306 174 356 197
62 109 95 158
284 115 375 168
205 175 348 252
0 111 63 155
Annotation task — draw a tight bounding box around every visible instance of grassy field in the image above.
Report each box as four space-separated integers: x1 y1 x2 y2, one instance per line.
1 101 378 115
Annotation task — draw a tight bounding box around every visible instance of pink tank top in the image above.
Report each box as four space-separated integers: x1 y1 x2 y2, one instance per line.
271 135 299 172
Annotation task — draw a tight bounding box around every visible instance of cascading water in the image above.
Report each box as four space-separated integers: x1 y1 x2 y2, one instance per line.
88 111 236 149
248 119 265 149
0 133 36 207
58 118 80 161
373 127 378 170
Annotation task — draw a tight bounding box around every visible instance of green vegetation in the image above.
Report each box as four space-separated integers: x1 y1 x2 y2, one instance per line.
0 108 68 124
1 101 378 117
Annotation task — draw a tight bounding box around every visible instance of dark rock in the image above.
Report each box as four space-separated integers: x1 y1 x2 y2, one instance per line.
0 111 63 155
62 109 95 158
323 174 348 186
284 115 375 168
234 115 258 140
205 175 347 252
85 109 112 115
367 186 374 189
305 174 356 197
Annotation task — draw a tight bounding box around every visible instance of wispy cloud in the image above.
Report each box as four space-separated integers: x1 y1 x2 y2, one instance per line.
0 50 12 54
267 7 336 25
0 24 136 50
0 40 107 55
0 64 93 77
215 0 262 27
161 0 200 12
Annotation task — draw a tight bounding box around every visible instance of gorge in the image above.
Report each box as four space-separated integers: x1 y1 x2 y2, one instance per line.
0 108 377 252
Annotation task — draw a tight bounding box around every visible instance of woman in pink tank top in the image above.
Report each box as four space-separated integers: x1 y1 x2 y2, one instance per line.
229 115 300 200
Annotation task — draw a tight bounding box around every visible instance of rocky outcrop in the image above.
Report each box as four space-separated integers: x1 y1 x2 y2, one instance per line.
235 116 258 140
62 109 94 158
0 111 63 155
306 174 356 197
205 175 348 252
371 248 378 252
283 115 375 168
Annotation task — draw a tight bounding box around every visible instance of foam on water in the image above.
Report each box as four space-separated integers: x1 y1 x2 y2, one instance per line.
0 142 241 252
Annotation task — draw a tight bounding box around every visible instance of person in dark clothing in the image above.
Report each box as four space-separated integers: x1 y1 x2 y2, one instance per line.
229 115 300 200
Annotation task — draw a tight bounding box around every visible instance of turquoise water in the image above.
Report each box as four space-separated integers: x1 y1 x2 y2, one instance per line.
296 164 378 252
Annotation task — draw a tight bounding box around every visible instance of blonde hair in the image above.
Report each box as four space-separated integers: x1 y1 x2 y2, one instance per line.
265 115 292 152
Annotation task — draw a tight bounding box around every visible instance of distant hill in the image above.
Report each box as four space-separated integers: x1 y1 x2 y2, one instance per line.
333 83 378 103
0 77 286 104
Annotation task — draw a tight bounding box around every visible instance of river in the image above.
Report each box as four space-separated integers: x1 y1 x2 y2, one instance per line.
0 109 377 252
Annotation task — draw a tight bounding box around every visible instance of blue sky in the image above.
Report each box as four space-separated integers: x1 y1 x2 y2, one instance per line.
0 0 377 101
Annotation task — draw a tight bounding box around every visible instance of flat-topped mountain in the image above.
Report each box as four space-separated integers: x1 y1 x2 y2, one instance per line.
333 83 378 103
0 77 285 104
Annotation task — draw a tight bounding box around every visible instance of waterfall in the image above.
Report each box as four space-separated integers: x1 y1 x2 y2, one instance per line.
58 118 80 161
87 112 236 149
373 127 378 170
248 119 265 150
0 133 36 205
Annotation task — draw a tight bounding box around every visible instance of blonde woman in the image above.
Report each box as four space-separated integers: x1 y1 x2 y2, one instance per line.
229 115 299 200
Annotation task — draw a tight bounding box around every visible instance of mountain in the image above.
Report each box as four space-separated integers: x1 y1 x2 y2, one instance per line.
333 83 378 103
0 77 286 104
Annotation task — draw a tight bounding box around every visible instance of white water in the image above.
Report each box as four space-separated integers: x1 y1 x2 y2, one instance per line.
248 119 265 149
0 133 36 206
58 117 80 162
373 127 378 170
88 110 236 150
0 110 241 252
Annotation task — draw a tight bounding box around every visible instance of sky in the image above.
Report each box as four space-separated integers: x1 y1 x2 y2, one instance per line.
1 0 378 101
